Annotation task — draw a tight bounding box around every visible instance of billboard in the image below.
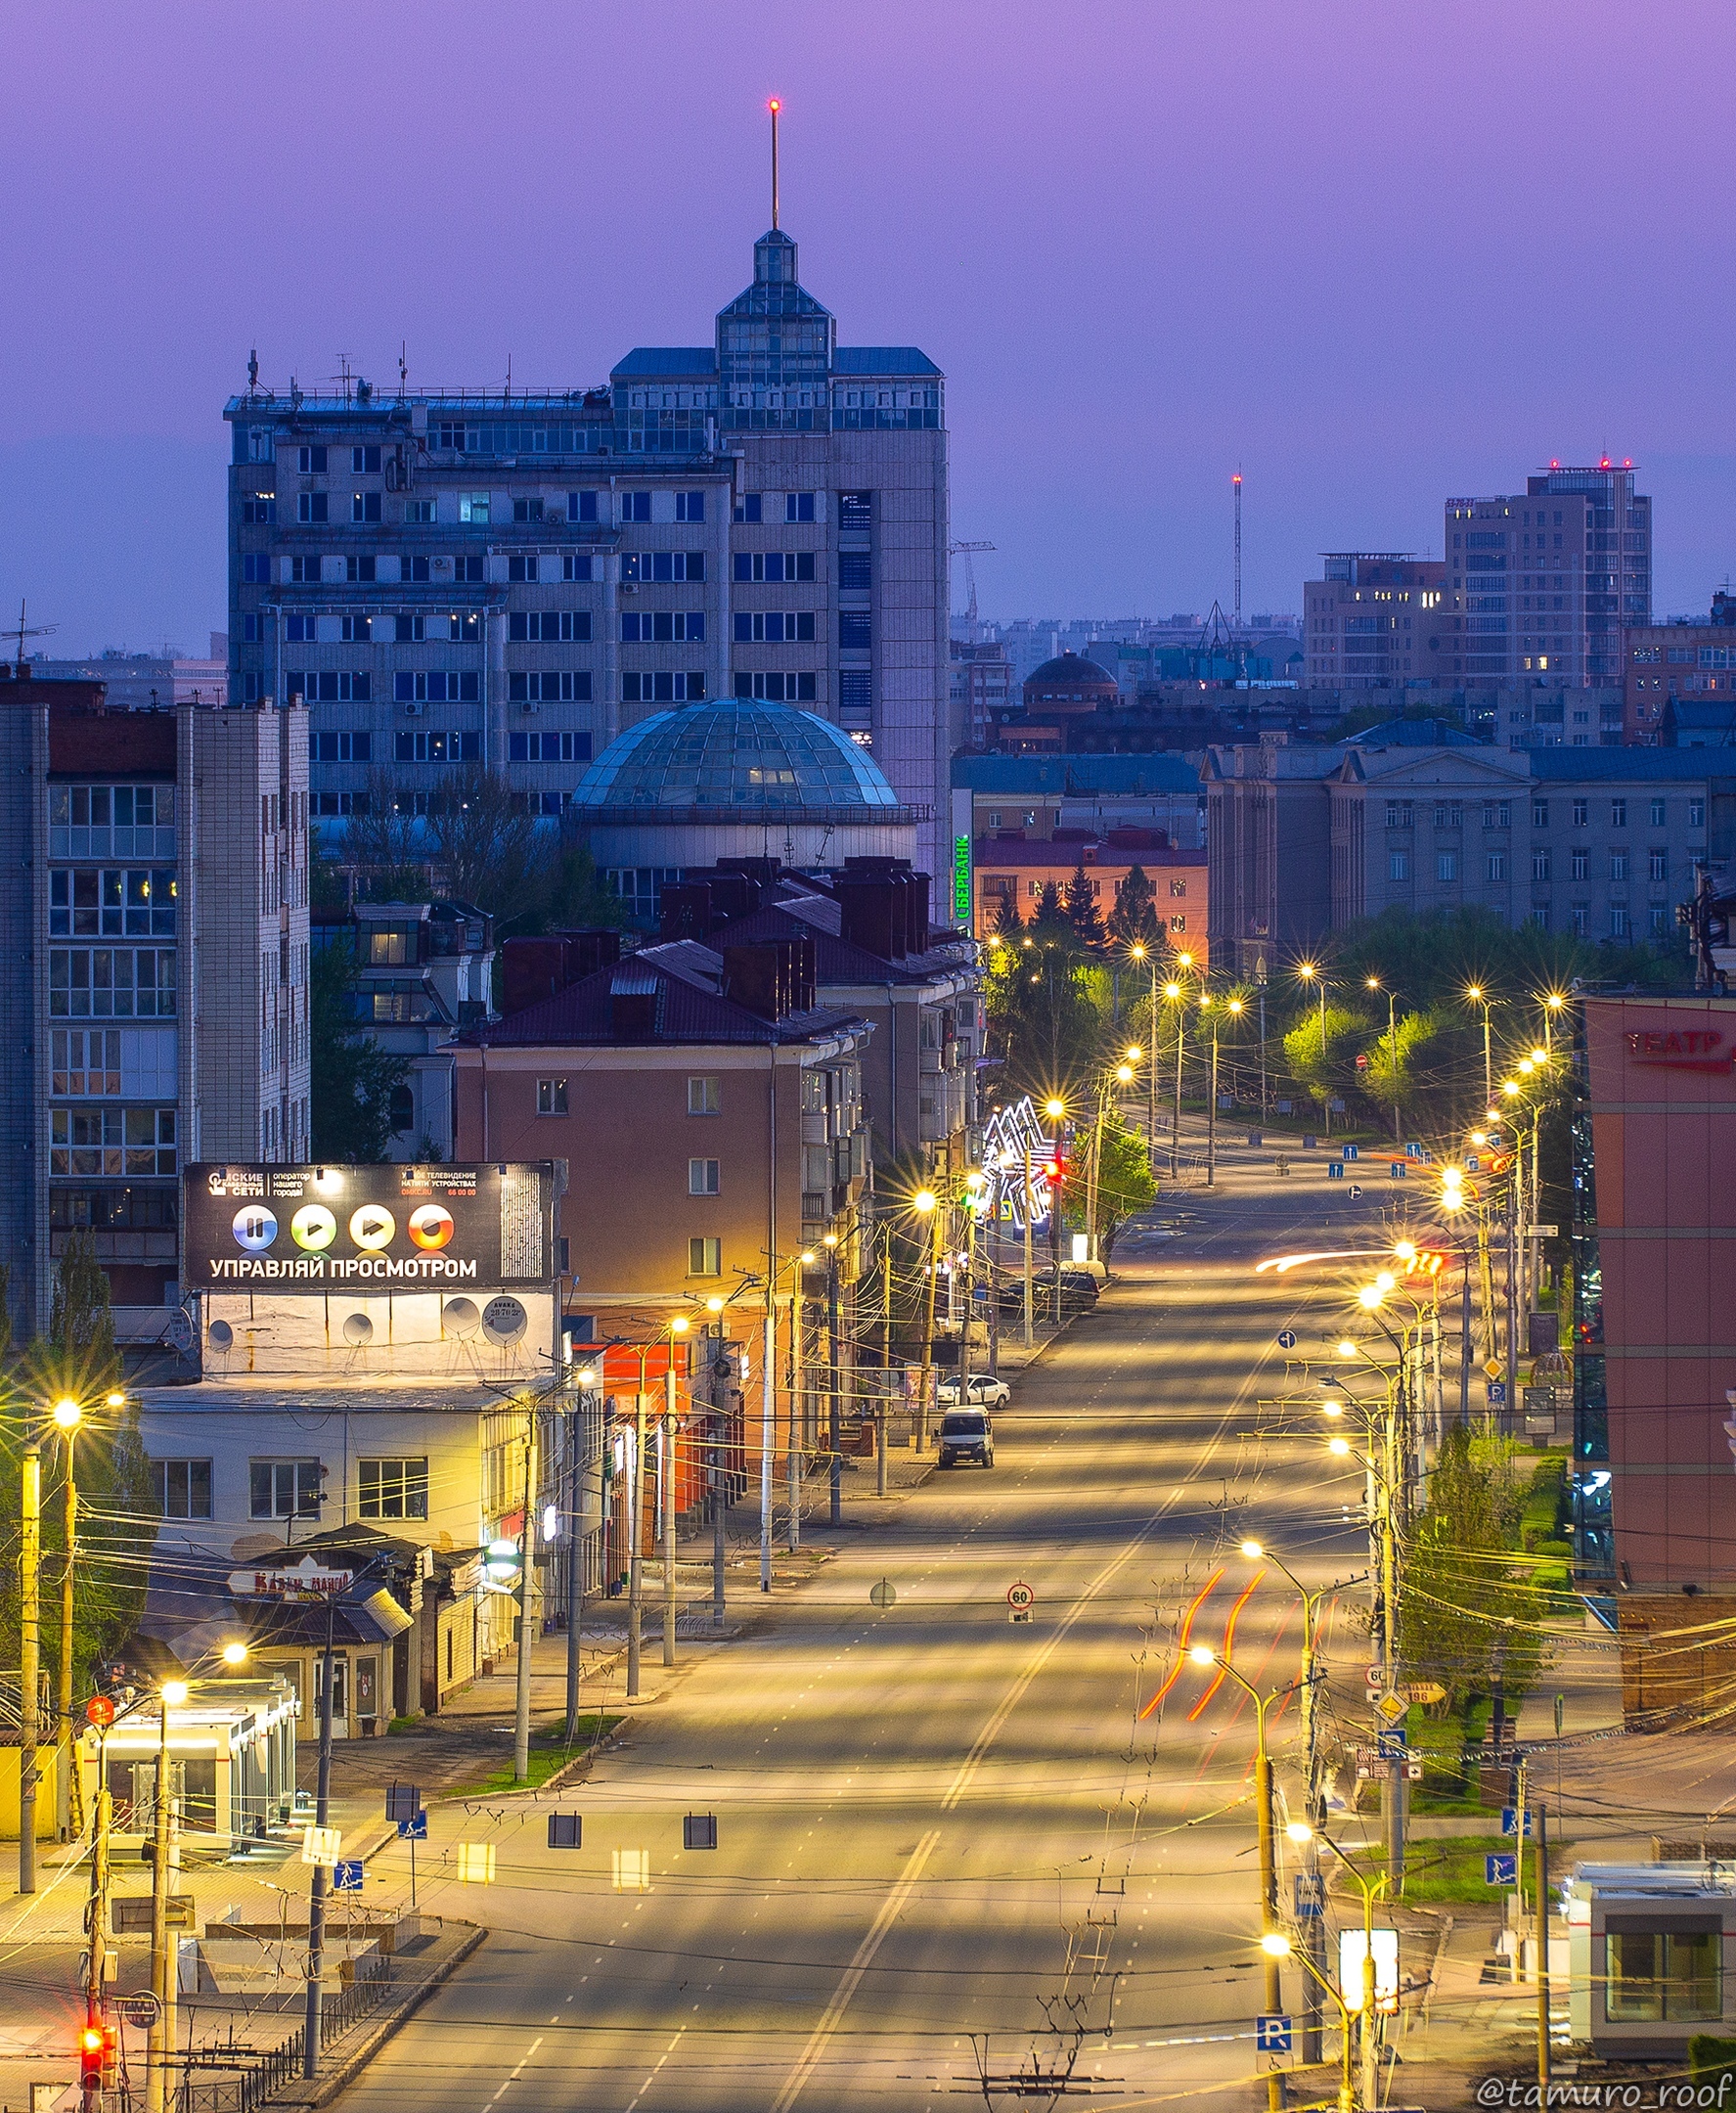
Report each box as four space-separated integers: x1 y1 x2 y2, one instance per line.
184 1163 554 1293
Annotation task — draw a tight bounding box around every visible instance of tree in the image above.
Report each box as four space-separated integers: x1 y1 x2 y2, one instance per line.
1281 1002 1365 1112
1398 1425 1548 1711
1106 865 1161 950
49 1230 117 1386
1066 1108 1157 1258
310 935 412 1162
992 889 1025 941
1061 854 1107 952
1361 1008 1442 1129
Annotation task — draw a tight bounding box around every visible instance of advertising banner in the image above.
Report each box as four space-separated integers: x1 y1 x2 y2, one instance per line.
184 1163 553 1293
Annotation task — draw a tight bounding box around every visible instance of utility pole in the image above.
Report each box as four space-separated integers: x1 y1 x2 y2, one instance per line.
628 1381 646 1693
19 1439 40 1894
512 1408 538 1781
663 1354 679 1667
58 1416 78 1836
1021 1153 1035 1351
563 1373 590 1743
759 1295 776 1591
1536 1802 1552 2090
826 1241 842 1525
82 1734 111 2113
1170 1005 1184 1176
302 1608 335 2081
146 1688 175 2113
879 1230 892 1497
710 1341 728 1633
1206 1008 1220 1188
787 1267 803 1546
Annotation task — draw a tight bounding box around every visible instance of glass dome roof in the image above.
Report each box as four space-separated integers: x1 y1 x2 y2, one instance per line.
573 702 903 811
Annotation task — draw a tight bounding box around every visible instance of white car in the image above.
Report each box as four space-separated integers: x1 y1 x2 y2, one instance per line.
937 1372 1010 1410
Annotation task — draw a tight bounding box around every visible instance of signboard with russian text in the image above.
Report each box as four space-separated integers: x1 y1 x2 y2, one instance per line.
184 1163 554 1294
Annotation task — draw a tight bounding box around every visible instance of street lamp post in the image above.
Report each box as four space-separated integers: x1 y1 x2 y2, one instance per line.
823 1235 843 1526
1366 976 1400 1142
1164 976 1185 1174
1130 941 1161 1172
565 1363 599 1741
1298 960 1331 1138
1291 1823 1390 2113
18 1433 40 1895
1191 1644 1291 2113
1466 984 1494 1113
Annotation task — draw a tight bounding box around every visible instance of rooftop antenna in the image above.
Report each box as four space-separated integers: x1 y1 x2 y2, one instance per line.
768 97 781 230
247 347 259 393
399 341 408 395
7 600 56 678
1232 470 1243 630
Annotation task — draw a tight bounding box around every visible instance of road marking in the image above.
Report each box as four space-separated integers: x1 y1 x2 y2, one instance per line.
939 1509 1168 1810
768 1828 940 2113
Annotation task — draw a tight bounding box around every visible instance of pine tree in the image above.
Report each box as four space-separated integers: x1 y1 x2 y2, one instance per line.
1061 854 1107 952
992 888 1025 941
1106 865 1161 950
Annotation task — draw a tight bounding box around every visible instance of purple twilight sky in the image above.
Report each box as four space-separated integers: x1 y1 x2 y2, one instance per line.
2 0 1732 655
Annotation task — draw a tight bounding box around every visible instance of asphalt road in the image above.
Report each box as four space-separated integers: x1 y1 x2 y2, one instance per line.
333 1144 1399 2112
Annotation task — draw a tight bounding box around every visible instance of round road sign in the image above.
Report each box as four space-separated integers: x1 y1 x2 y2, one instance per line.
85 1694 116 1728
1006 1581 1036 1611
121 1991 159 2031
868 1579 897 1609
1275 1330 1297 1351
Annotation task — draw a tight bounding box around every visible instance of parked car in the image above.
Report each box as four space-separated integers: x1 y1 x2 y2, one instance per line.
938 1372 1010 1410
938 1408 995 1468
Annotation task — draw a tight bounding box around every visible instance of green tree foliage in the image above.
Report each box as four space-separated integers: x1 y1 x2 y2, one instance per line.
0 1249 156 1697
1065 1109 1156 1257
1361 1007 1443 1125
1281 1002 1366 1109
992 889 1024 940
1106 865 1161 950
310 935 413 1163
1398 1425 1548 1709
1062 853 1107 952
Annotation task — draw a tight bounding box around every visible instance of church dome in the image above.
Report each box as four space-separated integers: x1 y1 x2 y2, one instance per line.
573 701 904 813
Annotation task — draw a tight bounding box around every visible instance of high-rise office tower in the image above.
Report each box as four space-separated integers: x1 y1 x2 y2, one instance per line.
225 226 954 875
1443 464 1650 687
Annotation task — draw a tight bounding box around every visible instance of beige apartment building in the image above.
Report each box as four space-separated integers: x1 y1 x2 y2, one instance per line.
1304 554 1448 687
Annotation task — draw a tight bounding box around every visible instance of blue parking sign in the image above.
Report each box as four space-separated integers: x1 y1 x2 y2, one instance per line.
1256 2014 1293 2054
1294 1872 1324 1918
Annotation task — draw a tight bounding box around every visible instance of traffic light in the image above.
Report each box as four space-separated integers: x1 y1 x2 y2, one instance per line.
1043 1153 1066 1188
80 2022 114 2090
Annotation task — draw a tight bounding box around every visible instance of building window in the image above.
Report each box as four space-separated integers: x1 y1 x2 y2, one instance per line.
689 1157 721 1195
1691 799 1706 828
1572 850 1590 881
731 552 816 583
622 672 705 703
1573 799 1589 828
567 491 600 522
458 492 490 523
619 492 651 522
395 671 480 705
1650 798 1668 828
838 611 872 651
620 552 703 583
689 1237 722 1277
733 611 818 643
1610 906 1630 938
1169 913 1186 932
1169 878 1187 897
785 492 816 521
1610 798 1627 828
510 610 594 643
1388 850 1409 881
1532 908 1549 930
734 672 817 702
297 492 328 524
358 1458 429 1521
311 732 372 763
734 493 763 523
509 731 591 763
248 1460 321 1520
1532 851 1551 881
509 672 593 704
406 498 435 523
688 1076 721 1115
1606 1928 1722 2023
297 446 328 473
1437 852 1458 882
1610 852 1628 882
512 497 544 523
1533 798 1549 828
1649 849 1668 882
395 731 482 763
675 491 705 521
537 1078 568 1115
1482 802 1511 828
1572 905 1588 935
1385 802 1413 829
151 1459 212 1519
620 610 704 643
351 491 381 523
1487 853 1507 882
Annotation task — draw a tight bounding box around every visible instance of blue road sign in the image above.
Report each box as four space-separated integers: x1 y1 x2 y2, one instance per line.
1276 1330 1297 1350
1348 1184 1363 1198
1327 1161 1344 1180
1501 1808 1534 1839
1405 1141 1426 1159
1466 1154 1482 1172
1342 1144 1358 1161
1486 1853 1519 1885
1256 2014 1294 2054
1377 1729 1408 1758
1488 1381 1508 1407
1294 1872 1324 1918
396 1812 428 1841
1389 1161 1408 1179
334 1861 364 1892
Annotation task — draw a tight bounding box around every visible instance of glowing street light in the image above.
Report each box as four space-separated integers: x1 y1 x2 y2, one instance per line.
52 1397 81 1430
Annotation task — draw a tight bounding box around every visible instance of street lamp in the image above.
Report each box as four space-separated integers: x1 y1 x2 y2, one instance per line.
1286 1822 1391 2112
1162 978 1187 1174
1190 1643 1293 2113
1297 959 1333 1138
1129 943 1162 1169
1465 983 1495 1111
1365 974 1401 1142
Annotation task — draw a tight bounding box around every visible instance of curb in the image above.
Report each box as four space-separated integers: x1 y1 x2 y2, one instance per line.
267 1922 487 2107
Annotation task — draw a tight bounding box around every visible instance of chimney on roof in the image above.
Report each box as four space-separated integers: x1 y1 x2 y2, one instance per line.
658 881 716 942
722 942 784 1019
501 928 620 1016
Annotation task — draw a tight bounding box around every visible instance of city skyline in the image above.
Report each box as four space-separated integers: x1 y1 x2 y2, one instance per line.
2 1 1734 653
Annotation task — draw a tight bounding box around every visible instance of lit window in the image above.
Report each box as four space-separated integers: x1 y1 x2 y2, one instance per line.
536 1078 568 1115
688 1077 720 1115
358 1458 428 1521
689 1157 721 1195
689 1237 722 1277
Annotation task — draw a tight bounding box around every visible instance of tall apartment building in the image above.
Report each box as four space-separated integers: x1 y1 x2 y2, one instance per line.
0 674 309 1333
225 226 954 875
1443 464 1651 686
1622 596 1736 744
1303 555 1448 687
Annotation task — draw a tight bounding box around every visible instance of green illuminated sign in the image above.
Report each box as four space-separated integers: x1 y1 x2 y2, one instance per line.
952 834 972 923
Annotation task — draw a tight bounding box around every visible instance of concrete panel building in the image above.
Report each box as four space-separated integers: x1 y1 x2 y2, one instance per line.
1303 555 1449 688
225 226 953 876
0 672 309 1334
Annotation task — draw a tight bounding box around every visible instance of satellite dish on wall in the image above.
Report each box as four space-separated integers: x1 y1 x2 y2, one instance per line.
482 1295 528 1347
341 1312 375 1346
166 1312 195 1356
442 1296 481 1337
207 1319 234 1352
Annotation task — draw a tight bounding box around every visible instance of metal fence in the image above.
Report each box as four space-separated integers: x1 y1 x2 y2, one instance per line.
175 1949 395 2112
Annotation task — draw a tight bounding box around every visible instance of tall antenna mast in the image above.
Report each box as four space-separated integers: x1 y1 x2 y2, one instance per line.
1232 470 1243 630
769 97 781 230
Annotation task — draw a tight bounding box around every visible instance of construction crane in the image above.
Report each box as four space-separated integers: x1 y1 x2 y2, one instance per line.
949 541 996 643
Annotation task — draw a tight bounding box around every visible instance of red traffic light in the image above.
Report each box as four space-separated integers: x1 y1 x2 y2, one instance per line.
85 1694 116 1728
80 2025 108 2086
1043 1156 1066 1184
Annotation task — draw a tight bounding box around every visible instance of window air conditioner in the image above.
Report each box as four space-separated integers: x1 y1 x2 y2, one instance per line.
402 702 425 717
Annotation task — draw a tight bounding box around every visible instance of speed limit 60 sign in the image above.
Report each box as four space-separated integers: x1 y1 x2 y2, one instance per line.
1006 1581 1036 1623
